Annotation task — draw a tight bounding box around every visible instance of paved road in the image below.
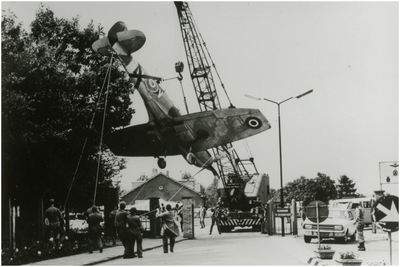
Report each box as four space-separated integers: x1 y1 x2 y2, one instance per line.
97 227 306 266
29 218 398 266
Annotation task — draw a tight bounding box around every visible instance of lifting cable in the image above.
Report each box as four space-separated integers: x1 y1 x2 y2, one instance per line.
93 56 113 204
63 55 114 209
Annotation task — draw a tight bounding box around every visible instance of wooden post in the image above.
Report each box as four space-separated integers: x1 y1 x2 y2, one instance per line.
149 197 160 238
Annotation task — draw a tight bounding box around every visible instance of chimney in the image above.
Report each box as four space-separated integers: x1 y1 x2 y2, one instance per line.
166 171 169 177
152 168 158 178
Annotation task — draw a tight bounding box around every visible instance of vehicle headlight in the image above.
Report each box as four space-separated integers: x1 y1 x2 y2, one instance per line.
304 225 313 229
334 225 343 230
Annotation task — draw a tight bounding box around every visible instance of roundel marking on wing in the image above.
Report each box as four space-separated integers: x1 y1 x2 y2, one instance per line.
245 117 262 129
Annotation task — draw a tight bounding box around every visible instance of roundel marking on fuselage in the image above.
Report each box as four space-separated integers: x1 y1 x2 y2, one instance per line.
245 117 262 129
146 79 159 93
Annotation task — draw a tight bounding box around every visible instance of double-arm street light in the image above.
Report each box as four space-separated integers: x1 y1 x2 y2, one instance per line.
245 89 313 236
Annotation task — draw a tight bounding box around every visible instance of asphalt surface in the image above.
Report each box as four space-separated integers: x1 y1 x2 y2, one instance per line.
27 218 399 266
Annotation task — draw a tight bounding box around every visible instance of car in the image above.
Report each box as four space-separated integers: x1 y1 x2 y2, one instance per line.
330 198 373 226
302 208 357 243
69 213 88 233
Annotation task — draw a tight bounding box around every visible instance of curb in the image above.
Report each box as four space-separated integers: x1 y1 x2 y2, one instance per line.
84 239 187 266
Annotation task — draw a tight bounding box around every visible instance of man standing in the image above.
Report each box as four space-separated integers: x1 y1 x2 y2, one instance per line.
87 206 103 253
199 203 206 229
157 204 179 253
114 201 130 258
127 207 143 258
109 206 118 245
209 204 221 235
353 203 366 251
44 199 65 241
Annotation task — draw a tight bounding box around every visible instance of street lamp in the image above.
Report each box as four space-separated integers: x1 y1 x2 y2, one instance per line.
245 89 313 236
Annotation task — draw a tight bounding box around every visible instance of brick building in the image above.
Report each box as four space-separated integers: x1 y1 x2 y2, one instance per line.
121 173 203 207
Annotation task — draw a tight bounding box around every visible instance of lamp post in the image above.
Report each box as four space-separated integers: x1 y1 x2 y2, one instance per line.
245 89 313 236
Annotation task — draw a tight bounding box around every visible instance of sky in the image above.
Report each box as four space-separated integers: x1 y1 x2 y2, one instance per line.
2 1 399 197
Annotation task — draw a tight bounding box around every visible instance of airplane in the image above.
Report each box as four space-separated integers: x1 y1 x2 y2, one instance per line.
92 21 271 175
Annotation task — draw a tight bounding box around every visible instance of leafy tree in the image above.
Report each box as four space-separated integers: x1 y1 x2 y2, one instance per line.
336 175 357 199
283 173 337 206
2 6 134 244
268 188 279 202
205 177 219 208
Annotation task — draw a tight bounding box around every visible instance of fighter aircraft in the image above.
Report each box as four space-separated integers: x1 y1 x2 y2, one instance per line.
92 22 271 175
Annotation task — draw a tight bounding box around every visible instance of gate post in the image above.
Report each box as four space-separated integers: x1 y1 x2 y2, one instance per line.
181 197 194 239
292 199 298 236
268 201 274 235
149 197 160 238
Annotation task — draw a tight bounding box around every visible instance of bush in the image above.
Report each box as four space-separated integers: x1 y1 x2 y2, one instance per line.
1 230 91 265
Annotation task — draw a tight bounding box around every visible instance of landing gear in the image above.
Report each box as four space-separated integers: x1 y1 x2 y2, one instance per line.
157 158 166 169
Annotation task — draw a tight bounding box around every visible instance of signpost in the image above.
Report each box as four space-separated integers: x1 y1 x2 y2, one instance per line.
305 200 329 248
275 207 291 217
372 195 399 265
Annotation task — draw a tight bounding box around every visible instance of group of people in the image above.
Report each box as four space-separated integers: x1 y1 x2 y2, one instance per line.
113 201 144 259
198 202 224 235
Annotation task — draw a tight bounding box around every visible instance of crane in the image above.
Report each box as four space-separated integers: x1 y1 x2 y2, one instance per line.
174 2 270 231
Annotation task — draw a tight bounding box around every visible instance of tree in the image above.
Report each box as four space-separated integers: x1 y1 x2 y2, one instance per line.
336 175 357 199
2 6 134 244
205 177 219 208
283 173 337 206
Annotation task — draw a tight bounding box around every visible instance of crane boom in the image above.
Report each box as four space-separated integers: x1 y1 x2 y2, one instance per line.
174 2 269 228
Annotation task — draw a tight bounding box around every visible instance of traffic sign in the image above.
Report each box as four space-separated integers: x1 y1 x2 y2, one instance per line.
372 195 399 232
275 208 291 217
305 200 329 223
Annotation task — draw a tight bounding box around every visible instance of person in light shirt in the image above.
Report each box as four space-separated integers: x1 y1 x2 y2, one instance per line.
353 203 365 251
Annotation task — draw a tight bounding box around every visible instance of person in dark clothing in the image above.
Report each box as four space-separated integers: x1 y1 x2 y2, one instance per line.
45 199 65 241
176 204 183 230
85 200 95 220
157 204 179 253
87 206 104 253
127 207 143 258
109 206 118 245
114 201 130 258
209 204 221 235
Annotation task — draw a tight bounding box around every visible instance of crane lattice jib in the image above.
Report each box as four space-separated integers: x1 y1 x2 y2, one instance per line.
175 2 257 192
175 2 220 111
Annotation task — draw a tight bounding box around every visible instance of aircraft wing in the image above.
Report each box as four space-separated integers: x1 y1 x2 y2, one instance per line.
173 108 270 152
105 108 270 158
105 123 181 157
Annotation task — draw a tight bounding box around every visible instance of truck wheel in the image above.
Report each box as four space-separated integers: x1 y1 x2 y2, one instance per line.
304 236 312 243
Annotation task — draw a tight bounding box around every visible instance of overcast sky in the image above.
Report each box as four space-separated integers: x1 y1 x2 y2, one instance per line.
2 1 398 196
